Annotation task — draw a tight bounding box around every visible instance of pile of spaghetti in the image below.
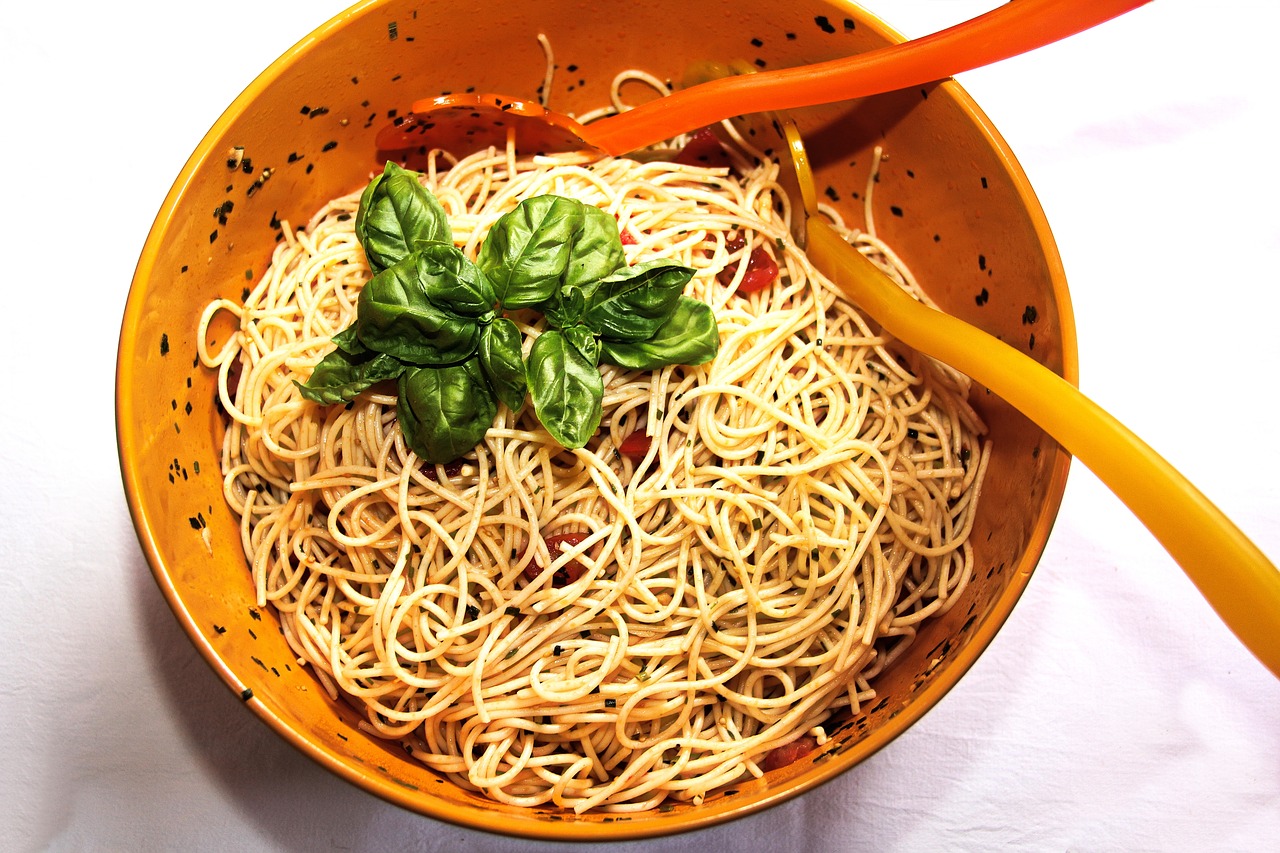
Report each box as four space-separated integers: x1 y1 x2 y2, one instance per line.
199 135 989 812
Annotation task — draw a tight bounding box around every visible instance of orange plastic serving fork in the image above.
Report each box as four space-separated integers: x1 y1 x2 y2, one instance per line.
378 0 1154 159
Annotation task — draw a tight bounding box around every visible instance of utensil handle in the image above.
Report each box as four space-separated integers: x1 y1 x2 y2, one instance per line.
806 221 1280 679
587 0 1153 155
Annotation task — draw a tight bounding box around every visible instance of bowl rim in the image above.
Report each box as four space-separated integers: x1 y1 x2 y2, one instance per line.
116 0 1077 840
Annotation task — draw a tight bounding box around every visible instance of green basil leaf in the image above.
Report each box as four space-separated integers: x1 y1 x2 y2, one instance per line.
478 195 625 308
296 348 404 405
397 360 496 463
415 242 497 320
527 329 603 450
478 195 582 308
544 285 586 330
330 324 365 355
561 322 600 365
598 297 720 371
356 162 451 271
565 203 627 289
582 260 695 342
357 255 480 365
478 318 528 412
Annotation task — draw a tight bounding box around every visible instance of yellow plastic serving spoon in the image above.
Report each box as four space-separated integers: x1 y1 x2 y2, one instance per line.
734 102 1280 679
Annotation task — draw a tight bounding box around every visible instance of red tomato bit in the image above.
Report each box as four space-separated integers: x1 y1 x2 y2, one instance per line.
718 245 779 294
521 531 590 587
760 735 818 772
227 356 244 399
613 212 638 245
422 459 466 481
617 430 651 462
673 127 734 170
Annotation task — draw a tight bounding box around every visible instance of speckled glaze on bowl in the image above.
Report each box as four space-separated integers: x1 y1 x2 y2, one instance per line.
117 0 1075 840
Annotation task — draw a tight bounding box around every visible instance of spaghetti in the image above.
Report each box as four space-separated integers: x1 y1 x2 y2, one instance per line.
199 132 989 812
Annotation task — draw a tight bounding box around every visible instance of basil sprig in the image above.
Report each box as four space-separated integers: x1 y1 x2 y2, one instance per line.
297 161 720 462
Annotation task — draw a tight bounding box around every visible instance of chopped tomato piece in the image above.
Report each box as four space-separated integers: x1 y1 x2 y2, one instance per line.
522 531 590 586
760 735 818 772
673 127 733 170
738 247 780 293
718 245 779 294
613 212 638 245
618 430 651 461
423 459 465 481
227 356 244 399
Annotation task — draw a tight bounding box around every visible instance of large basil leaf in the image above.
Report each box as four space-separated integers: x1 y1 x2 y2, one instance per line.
565 203 627 289
397 360 496 463
296 348 404 405
355 162 451 271
478 195 625 308
478 318 527 413
415 242 497 320
527 329 603 449
356 256 479 365
478 195 582 308
582 260 695 342
598 297 720 371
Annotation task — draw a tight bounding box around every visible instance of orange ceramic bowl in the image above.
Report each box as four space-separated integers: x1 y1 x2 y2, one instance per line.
117 0 1075 840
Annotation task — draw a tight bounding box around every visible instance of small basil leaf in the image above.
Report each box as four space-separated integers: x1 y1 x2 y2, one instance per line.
330 324 365 355
583 260 695 342
598 297 720 371
561 322 600 365
478 195 584 308
355 162 451 271
478 318 528 412
564 203 626 290
544 285 586 330
397 360 496 463
357 255 480 365
296 348 404 405
415 242 497 319
527 329 603 450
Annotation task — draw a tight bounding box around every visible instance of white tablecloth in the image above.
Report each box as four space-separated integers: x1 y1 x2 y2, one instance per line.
3 1 1277 850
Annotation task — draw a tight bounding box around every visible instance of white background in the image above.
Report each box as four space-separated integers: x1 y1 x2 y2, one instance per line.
2 1 1278 850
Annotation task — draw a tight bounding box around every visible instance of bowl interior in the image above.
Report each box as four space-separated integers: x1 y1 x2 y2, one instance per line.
118 0 1073 840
